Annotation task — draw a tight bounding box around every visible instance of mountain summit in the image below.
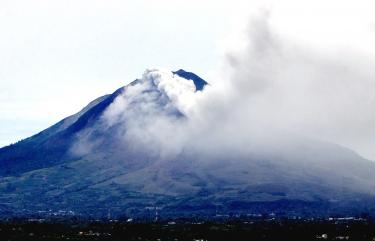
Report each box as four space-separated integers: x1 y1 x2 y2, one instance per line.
0 69 375 218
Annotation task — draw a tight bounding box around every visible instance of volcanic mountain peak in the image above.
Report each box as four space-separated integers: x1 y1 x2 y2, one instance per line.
0 69 206 175
173 69 208 91
98 69 206 136
1 69 375 218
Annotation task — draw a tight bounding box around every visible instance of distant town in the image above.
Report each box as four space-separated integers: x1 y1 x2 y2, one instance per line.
1 214 375 241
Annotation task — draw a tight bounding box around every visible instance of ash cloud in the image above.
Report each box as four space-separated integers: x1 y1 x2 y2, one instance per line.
191 14 375 161
73 14 375 162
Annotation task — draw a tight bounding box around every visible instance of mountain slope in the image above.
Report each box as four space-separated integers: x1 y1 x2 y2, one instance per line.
0 69 375 218
0 89 122 175
0 69 207 176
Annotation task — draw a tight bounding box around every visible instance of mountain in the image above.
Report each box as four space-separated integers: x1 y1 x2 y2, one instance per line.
1 69 375 219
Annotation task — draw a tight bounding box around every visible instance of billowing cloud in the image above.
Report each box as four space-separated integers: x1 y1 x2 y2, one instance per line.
73 13 375 162
220 14 375 160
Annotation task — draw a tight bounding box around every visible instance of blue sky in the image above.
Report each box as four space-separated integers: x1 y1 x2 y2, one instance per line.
1 0 375 159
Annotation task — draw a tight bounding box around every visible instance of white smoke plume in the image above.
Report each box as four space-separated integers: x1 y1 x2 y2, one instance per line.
100 69 198 159
74 13 375 162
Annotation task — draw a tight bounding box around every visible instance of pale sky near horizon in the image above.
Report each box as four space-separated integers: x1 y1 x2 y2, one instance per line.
1 0 375 159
